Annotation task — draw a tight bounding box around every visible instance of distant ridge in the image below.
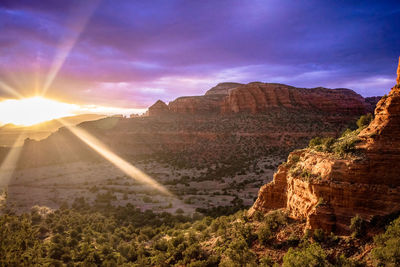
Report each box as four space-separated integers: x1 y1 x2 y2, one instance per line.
147 82 381 116
0 114 106 146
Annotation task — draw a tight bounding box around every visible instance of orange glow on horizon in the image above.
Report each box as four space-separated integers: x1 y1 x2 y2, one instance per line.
0 97 76 126
0 96 146 126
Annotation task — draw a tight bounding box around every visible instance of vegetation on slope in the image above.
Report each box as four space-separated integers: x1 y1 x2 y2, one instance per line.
308 113 373 157
2 198 397 266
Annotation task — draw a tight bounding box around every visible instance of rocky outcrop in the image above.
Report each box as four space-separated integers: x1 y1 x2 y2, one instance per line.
250 81 400 234
168 95 223 114
147 100 169 116
147 82 376 117
204 82 242 96
221 83 370 115
397 56 400 85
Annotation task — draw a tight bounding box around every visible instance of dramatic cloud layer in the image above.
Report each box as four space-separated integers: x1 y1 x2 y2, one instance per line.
0 0 399 108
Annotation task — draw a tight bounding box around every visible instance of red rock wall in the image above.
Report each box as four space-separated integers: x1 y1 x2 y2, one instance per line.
221 83 369 115
147 82 375 117
251 84 400 234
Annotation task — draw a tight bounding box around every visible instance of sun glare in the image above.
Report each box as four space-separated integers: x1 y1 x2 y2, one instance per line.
0 97 77 126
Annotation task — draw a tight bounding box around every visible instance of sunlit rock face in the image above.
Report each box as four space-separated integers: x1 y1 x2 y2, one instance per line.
397 56 400 85
250 82 400 234
204 82 242 96
147 82 377 117
221 83 371 115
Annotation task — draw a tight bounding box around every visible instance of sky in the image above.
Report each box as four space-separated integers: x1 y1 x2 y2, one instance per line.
0 0 399 111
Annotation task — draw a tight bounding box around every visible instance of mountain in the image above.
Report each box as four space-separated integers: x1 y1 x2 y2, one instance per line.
147 82 379 116
12 83 379 170
0 114 106 147
250 82 400 234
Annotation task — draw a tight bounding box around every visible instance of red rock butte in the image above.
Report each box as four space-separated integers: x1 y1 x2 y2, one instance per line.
146 82 378 116
250 70 400 234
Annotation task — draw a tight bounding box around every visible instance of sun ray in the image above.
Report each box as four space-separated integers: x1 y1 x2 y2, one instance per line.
0 135 24 188
41 1 100 96
0 81 24 99
57 119 174 197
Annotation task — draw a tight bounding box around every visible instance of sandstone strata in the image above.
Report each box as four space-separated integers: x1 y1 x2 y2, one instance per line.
147 82 376 117
221 83 369 115
168 95 223 114
204 82 242 95
250 83 400 234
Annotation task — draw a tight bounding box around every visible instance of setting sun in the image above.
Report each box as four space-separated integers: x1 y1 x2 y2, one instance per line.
0 97 77 126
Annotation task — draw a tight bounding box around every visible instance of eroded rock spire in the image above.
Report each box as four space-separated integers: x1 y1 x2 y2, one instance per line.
397 56 400 85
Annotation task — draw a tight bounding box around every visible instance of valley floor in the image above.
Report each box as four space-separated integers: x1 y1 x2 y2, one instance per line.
1 156 281 215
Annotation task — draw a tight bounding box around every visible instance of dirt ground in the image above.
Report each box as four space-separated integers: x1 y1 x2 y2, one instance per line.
1 156 280 215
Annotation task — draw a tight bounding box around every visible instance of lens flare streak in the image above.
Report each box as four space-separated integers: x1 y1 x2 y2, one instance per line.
59 119 173 196
0 135 24 187
0 81 24 99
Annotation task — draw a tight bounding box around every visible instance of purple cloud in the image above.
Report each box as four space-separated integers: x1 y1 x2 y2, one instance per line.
0 0 399 107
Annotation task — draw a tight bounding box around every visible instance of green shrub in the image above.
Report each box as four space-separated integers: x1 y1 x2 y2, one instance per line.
312 229 326 243
259 255 277 266
258 225 273 245
308 137 335 152
350 215 365 238
264 210 287 231
282 242 330 267
356 113 373 129
220 237 257 267
309 137 323 148
371 216 400 266
332 132 360 157
335 254 364 267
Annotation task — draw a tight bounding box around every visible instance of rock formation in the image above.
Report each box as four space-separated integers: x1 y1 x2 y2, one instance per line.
250 79 400 234
221 83 369 115
168 95 223 114
204 82 242 95
397 56 400 85
147 100 169 116
147 82 377 117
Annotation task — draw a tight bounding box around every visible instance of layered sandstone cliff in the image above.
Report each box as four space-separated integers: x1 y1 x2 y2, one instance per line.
221 83 369 115
168 95 224 114
147 82 376 117
204 82 242 95
250 82 400 234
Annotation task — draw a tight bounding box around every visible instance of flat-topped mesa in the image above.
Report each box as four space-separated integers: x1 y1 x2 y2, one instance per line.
147 82 375 117
221 83 370 115
204 82 242 96
250 81 400 234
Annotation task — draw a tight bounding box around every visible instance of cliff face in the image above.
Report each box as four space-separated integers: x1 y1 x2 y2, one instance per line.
147 82 376 117
397 56 400 85
221 83 370 115
204 82 242 96
250 84 400 234
168 95 224 114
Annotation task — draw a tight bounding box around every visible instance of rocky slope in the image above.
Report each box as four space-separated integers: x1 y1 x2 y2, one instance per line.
250 82 400 234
